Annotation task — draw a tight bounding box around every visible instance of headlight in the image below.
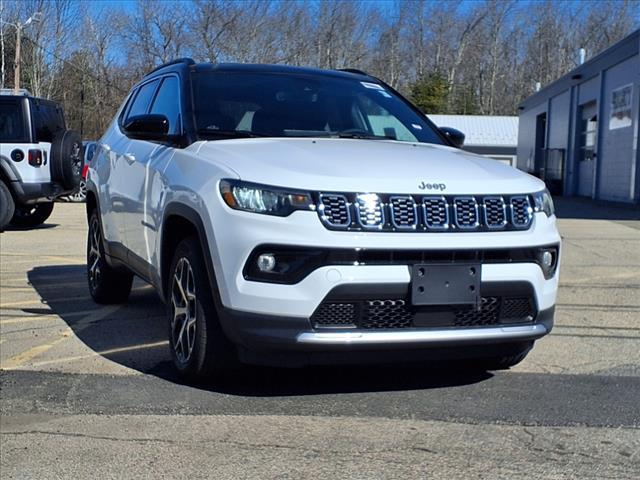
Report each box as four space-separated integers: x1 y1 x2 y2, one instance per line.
533 189 555 217
219 180 314 216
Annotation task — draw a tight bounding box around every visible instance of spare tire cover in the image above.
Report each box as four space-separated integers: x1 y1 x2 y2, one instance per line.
51 130 82 190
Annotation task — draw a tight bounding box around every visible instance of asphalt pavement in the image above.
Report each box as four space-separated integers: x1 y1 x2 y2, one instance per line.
1 199 639 479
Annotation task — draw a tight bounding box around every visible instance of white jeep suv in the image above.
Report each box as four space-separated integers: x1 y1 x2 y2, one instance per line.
86 59 560 380
0 89 82 230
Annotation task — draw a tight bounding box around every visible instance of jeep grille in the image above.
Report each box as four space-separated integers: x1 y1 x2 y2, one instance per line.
317 193 535 232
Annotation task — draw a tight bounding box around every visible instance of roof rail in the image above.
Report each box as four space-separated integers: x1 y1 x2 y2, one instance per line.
0 88 32 96
147 58 195 76
337 68 369 76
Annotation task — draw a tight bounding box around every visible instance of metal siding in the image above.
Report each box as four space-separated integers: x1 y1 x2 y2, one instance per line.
517 103 546 172
548 91 571 150
597 54 639 203
578 76 600 105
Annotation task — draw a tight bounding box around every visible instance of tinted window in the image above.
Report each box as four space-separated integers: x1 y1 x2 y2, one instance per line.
84 143 97 162
191 72 444 145
150 76 181 135
33 102 65 142
126 80 159 120
0 100 28 143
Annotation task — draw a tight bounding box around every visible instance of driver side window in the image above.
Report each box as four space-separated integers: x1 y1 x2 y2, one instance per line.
150 76 181 135
125 80 159 124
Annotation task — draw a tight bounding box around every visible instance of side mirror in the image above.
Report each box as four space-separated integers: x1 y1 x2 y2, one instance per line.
440 127 465 149
123 114 169 141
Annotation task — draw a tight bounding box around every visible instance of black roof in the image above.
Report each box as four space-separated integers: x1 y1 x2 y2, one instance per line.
0 93 62 107
145 58 374 82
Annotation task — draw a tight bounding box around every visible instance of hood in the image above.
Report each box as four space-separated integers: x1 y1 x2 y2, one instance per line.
196 138 544 195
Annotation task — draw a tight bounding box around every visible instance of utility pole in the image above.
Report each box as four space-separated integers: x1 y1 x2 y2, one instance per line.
13 22 21 93
1 0 5 89
0 12 42 93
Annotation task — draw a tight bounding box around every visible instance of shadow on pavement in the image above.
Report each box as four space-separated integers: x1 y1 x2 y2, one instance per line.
5 223 59 231
554 196 640 221
28 264 493 396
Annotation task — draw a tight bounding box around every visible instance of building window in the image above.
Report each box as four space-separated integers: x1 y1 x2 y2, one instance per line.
580 114 597 161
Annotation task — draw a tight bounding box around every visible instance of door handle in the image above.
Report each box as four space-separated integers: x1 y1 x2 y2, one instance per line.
123 153 135 165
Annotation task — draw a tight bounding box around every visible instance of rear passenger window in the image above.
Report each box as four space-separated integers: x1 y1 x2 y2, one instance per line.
126 80 159 121
150 77 181 135
33 102 65 143
0 100 28 142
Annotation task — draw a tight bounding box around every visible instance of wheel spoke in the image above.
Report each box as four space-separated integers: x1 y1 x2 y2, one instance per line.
88 218 103 288
170 257 198 364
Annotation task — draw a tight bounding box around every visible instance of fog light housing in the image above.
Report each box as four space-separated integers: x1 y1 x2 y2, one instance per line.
257 253 276 272
537 247 558 279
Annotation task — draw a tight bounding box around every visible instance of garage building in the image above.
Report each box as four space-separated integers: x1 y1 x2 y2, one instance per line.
430 114 518 167
517 29 640 204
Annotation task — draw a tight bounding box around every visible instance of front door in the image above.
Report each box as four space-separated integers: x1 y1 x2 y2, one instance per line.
123 76 182 268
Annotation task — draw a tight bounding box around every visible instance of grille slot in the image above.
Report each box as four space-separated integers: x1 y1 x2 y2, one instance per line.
483 197 507 229
355 193 384 228
390 196 417 229
311 296 536 330
312 302 357 327
423 196 449 230
319 194 350 227
510 196 532 228
501 297 534 323
454 297 500 326
362 300 413 329
453 197 479 229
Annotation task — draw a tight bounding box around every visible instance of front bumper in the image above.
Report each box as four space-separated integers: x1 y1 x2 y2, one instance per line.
220 304 554 367
204 202 560 365
207 206 561 317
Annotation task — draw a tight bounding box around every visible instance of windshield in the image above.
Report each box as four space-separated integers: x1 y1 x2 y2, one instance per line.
191 71 444 144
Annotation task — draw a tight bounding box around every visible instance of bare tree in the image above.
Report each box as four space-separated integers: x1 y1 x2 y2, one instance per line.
3 0 638 137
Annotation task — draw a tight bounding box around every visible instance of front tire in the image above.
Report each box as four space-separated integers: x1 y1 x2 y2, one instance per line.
0 180 15 231
10 202 54 228
87 210 133 303
168 237 238 381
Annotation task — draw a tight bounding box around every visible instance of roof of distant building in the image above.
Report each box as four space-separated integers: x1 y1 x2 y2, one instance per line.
428 114 519 147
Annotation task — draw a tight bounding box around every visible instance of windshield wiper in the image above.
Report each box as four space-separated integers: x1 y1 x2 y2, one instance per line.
282 130 390 140
333 130 390 140
197 129 266 139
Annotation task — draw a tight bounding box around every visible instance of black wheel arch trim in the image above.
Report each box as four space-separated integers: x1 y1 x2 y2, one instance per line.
0 155 20 182
161 202 219 304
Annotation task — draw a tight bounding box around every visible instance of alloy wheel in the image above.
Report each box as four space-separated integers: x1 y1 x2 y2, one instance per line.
88 216 102 290
170 257 197 364
70 180 87 202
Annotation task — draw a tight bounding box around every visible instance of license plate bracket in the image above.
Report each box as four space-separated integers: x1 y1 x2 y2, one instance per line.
411 263 481 306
